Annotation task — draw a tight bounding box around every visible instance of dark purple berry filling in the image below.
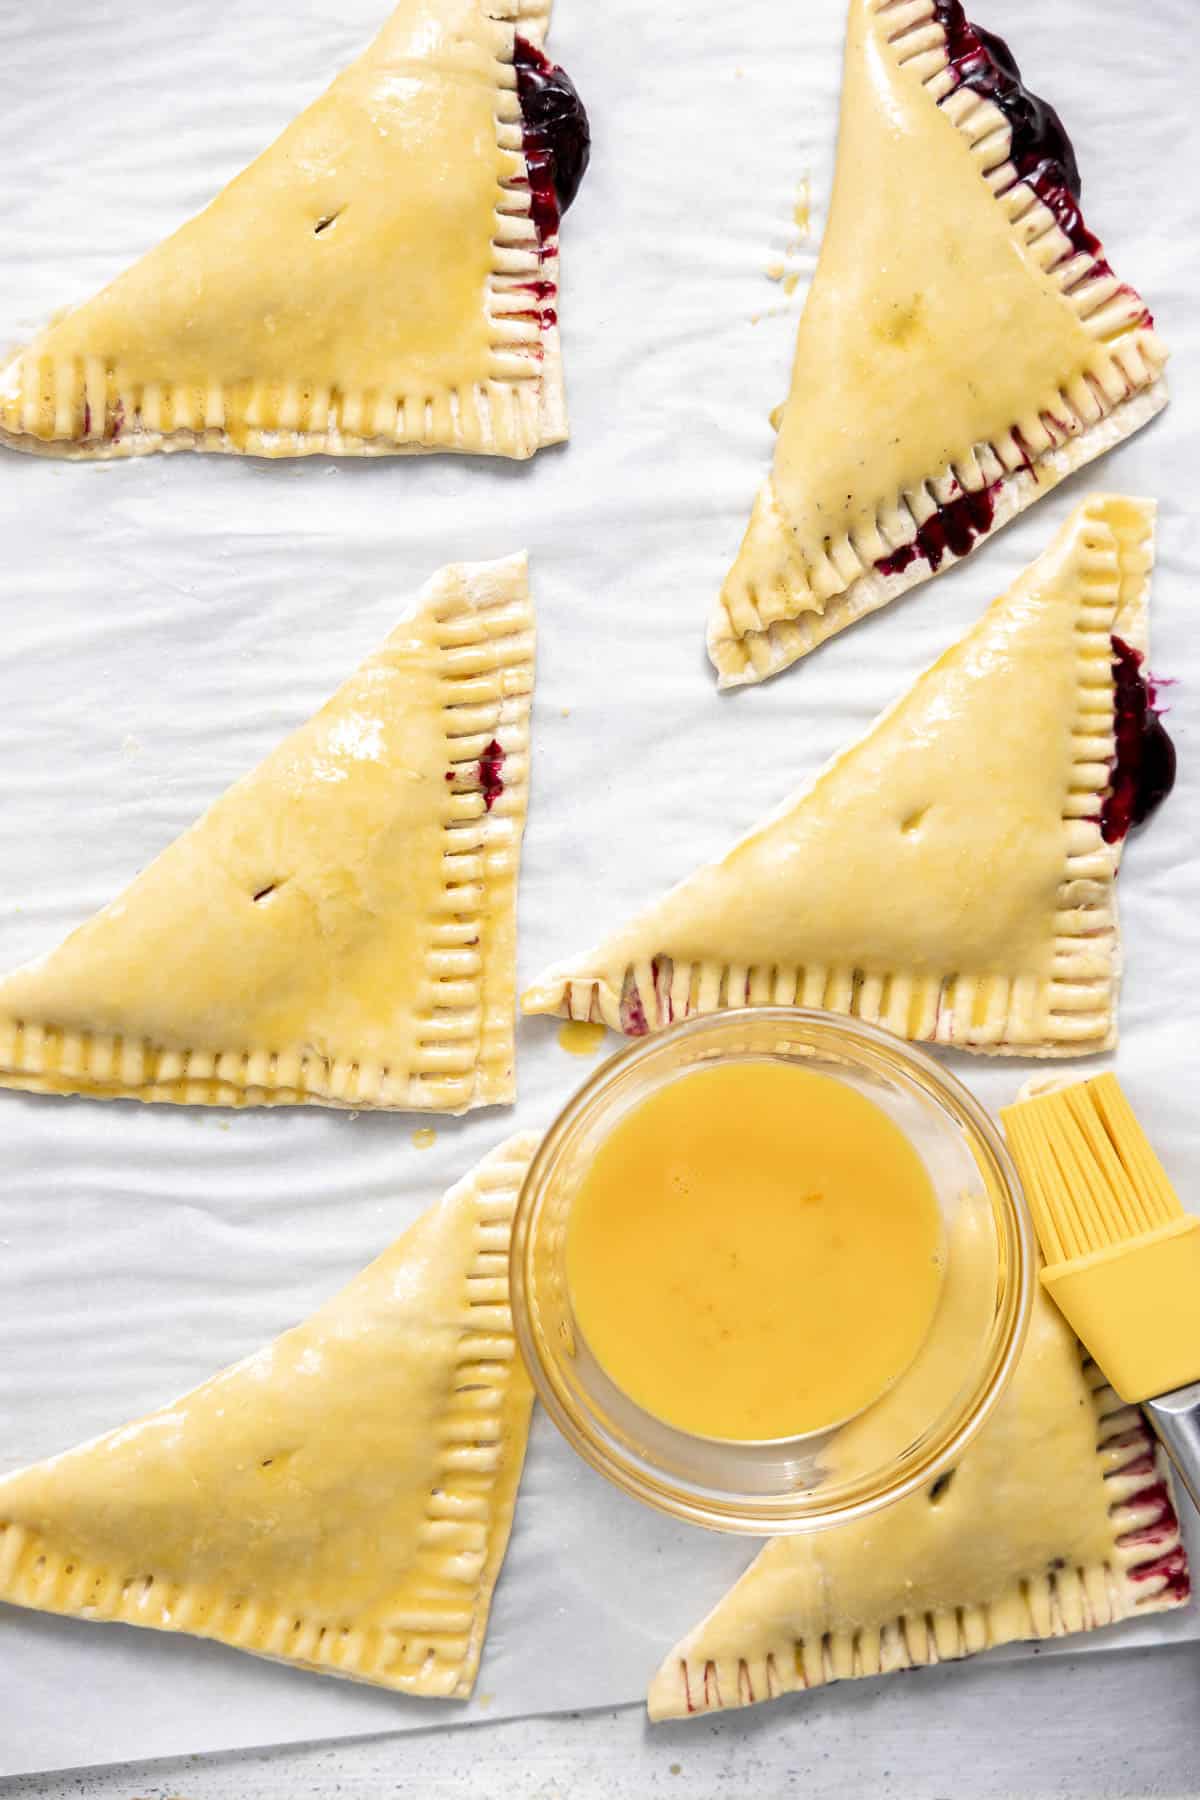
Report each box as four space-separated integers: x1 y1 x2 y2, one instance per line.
514 37 590 245
933 0 1151 333
1101 636 1176 844
479 739 506 813
877 482 999 578
874 7 1155 586
932 4 1092 240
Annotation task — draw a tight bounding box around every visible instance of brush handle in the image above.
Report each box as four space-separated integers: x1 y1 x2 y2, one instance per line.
1146 1384 1200 1517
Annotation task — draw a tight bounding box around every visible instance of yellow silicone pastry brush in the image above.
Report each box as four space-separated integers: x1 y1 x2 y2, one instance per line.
1002 1073 1200 1514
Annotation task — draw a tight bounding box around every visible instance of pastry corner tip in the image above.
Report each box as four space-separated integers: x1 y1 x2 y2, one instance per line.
707 625 752 693
518 980 557 1018
645 1656 692 1725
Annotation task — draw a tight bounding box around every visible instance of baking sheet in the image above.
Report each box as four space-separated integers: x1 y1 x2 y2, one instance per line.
1 0 1198 1777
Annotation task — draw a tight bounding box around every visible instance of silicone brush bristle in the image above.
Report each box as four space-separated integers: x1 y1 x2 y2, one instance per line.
1003 1074 1183 1261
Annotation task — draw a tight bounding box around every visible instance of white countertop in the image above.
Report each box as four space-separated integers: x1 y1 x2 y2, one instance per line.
8 1641 1199 1799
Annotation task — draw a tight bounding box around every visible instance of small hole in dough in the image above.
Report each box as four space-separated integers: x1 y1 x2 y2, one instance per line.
929 1468 955 1505
314 211 343 236
901 807 930 836
253 884 278 904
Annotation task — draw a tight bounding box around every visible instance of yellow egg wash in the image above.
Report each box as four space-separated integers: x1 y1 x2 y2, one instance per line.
566 1061 944 1441
557 1020 609 1058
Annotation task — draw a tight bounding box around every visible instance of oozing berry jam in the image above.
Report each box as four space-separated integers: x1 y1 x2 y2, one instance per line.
1134 1545 1192 1603
875 10 1155 589
1101 636 1176 844
479 738 506 812
1120 1477 1191 1602
514 37 590 244
932 0 1126 280
877 481 998 577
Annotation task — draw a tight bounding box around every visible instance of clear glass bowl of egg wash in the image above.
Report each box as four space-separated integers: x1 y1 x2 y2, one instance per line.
511 1008 1035 1534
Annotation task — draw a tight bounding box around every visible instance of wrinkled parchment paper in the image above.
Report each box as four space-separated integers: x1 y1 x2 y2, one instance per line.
0 0 1197 1775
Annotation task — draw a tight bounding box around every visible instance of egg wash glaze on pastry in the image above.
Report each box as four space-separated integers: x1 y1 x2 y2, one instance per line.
526 497 1173 1058
0 555 536 1111
711 0 1167 685
565 1061 944 1442
648 1287 1190 1720
874 0 1156 581
0 0 590 460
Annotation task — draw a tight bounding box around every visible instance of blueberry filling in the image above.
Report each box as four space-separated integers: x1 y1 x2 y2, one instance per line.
513 37 590 244
1101 636 1176 845
931 3 1094 245
877 482 999 577
875 6 1150 584
478 738 506 813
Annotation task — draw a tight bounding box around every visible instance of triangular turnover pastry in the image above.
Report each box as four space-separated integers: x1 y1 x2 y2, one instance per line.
0 1134 538 1699
0 0 587 460
0 554 534 1110
711 0 1167 686
525 497 1171 1057
647 1286 1190 1720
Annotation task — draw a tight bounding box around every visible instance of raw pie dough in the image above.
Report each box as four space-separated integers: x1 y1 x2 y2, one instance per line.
0 1134 538 1698
0 0 565 460
648 1286 1189 1720
711 0 1167 686
525 496 1154 1057
0 554 535 1110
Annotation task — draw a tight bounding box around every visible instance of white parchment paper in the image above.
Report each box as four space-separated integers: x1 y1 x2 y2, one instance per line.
0 0 1197 1776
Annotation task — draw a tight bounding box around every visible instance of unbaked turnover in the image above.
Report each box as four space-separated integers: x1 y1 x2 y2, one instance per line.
525 497 1173 1058
648 1285 1189 1720
0 555 535 1110
0 1136 538 1699
0 0 588 460
710 0 1166 686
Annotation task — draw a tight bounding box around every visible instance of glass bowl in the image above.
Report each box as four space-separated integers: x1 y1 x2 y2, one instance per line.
511 1008 1034 1534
